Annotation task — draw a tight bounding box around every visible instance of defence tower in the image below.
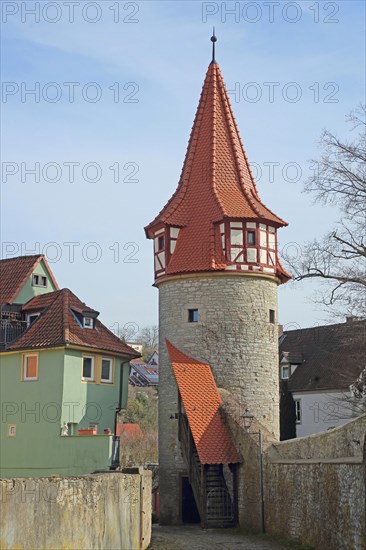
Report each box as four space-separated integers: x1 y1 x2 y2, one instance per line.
145 33 290 524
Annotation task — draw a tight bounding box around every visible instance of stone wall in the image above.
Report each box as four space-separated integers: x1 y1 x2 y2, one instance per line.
221 395 365 548
0 469 152 550
263 414 366 550
220 388 276 532
158 273 280 524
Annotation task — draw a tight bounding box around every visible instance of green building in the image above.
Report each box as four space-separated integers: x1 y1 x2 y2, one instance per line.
0 255 139 477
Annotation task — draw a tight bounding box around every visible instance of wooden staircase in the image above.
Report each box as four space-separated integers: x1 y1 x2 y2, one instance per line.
179 412 236 528
206 464 235 527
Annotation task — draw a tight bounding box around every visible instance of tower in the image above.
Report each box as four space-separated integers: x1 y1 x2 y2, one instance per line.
145 34 290 525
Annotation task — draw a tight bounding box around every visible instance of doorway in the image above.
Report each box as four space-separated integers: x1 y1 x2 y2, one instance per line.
181 476 200 523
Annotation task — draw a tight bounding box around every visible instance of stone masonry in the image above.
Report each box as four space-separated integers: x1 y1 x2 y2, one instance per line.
158 272 280 524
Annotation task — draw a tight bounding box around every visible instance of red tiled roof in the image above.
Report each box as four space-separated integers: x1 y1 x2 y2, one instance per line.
166 340 240 465
0 255 59 304
119 423 143 438
130 358 147 366
6 289 140 357
145 62 288 278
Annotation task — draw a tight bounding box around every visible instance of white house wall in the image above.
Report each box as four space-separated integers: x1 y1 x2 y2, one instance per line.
293 390 356 438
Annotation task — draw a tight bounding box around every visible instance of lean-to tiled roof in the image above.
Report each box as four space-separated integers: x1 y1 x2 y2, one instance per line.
166 340 240 465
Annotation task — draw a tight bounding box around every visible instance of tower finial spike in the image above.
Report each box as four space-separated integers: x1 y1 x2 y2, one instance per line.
210 27 217 64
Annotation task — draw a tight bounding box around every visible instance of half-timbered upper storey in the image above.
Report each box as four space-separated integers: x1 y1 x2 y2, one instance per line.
145 57 290 284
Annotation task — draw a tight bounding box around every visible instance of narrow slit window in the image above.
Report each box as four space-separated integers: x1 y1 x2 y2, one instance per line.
294 399 301 423
269 309 275 324
188 309 198 323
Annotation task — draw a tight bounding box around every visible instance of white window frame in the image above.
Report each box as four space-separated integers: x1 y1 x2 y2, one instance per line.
281 365 290 380
101 357 113 383
294 399 301 424
7 424 16 437
26 313 40 327
83 317 94 329
32 274 47 288
82 356 95 381
23 354 39 381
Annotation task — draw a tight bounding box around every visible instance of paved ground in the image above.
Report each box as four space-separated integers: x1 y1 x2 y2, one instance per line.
149 525 296 549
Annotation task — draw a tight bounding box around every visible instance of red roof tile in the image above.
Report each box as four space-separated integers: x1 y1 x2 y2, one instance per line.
7 289 140 357
0 255 59 304
119 423 143 438
145 62 288 280
166 340 240 465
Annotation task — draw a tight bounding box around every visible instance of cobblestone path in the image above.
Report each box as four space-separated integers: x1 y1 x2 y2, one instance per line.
149 525 299 549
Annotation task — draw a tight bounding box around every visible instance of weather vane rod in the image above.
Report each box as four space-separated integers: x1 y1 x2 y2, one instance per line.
211 27 217 64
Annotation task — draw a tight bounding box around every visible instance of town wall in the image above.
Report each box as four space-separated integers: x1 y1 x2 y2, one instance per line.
0 469 152 550
263 414 366 550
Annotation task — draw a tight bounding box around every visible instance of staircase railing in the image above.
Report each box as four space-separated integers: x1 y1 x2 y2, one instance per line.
178 410 237 528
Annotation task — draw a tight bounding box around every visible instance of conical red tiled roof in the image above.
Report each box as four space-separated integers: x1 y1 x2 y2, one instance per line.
166 340 240 465
145 62 288 277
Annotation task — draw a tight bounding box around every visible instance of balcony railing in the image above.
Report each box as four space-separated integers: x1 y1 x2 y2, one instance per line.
0 319 27 345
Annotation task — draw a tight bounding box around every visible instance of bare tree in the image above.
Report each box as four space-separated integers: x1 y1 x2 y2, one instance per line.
285 105 366 318
351 367 366 400
118 322 140 343
139 325 158 349
138 325 159 360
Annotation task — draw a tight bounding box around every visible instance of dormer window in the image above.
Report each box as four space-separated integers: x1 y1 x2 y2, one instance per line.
280 365 290 380
32 274 47 287
83 317 94 329
26 313 40 327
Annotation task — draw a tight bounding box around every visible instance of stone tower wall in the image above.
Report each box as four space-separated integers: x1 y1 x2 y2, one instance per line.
158 273 280 524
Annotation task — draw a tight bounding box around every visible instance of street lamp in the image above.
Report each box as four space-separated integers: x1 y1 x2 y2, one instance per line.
242 408 254 432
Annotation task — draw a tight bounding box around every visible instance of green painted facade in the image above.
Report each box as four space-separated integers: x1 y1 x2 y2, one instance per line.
14 260 58 304
0 347 130 477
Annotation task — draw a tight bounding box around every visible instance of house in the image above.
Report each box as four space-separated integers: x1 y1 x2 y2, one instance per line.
0 255 139 477
129 352 159 386
279 318 366 439
126 342 143 355
147 350 159 366
0 254 59 347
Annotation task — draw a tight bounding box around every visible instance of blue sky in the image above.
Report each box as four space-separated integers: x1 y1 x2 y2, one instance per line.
1 1 365 334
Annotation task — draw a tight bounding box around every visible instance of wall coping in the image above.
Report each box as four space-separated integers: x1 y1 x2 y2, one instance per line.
268 457 363 465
